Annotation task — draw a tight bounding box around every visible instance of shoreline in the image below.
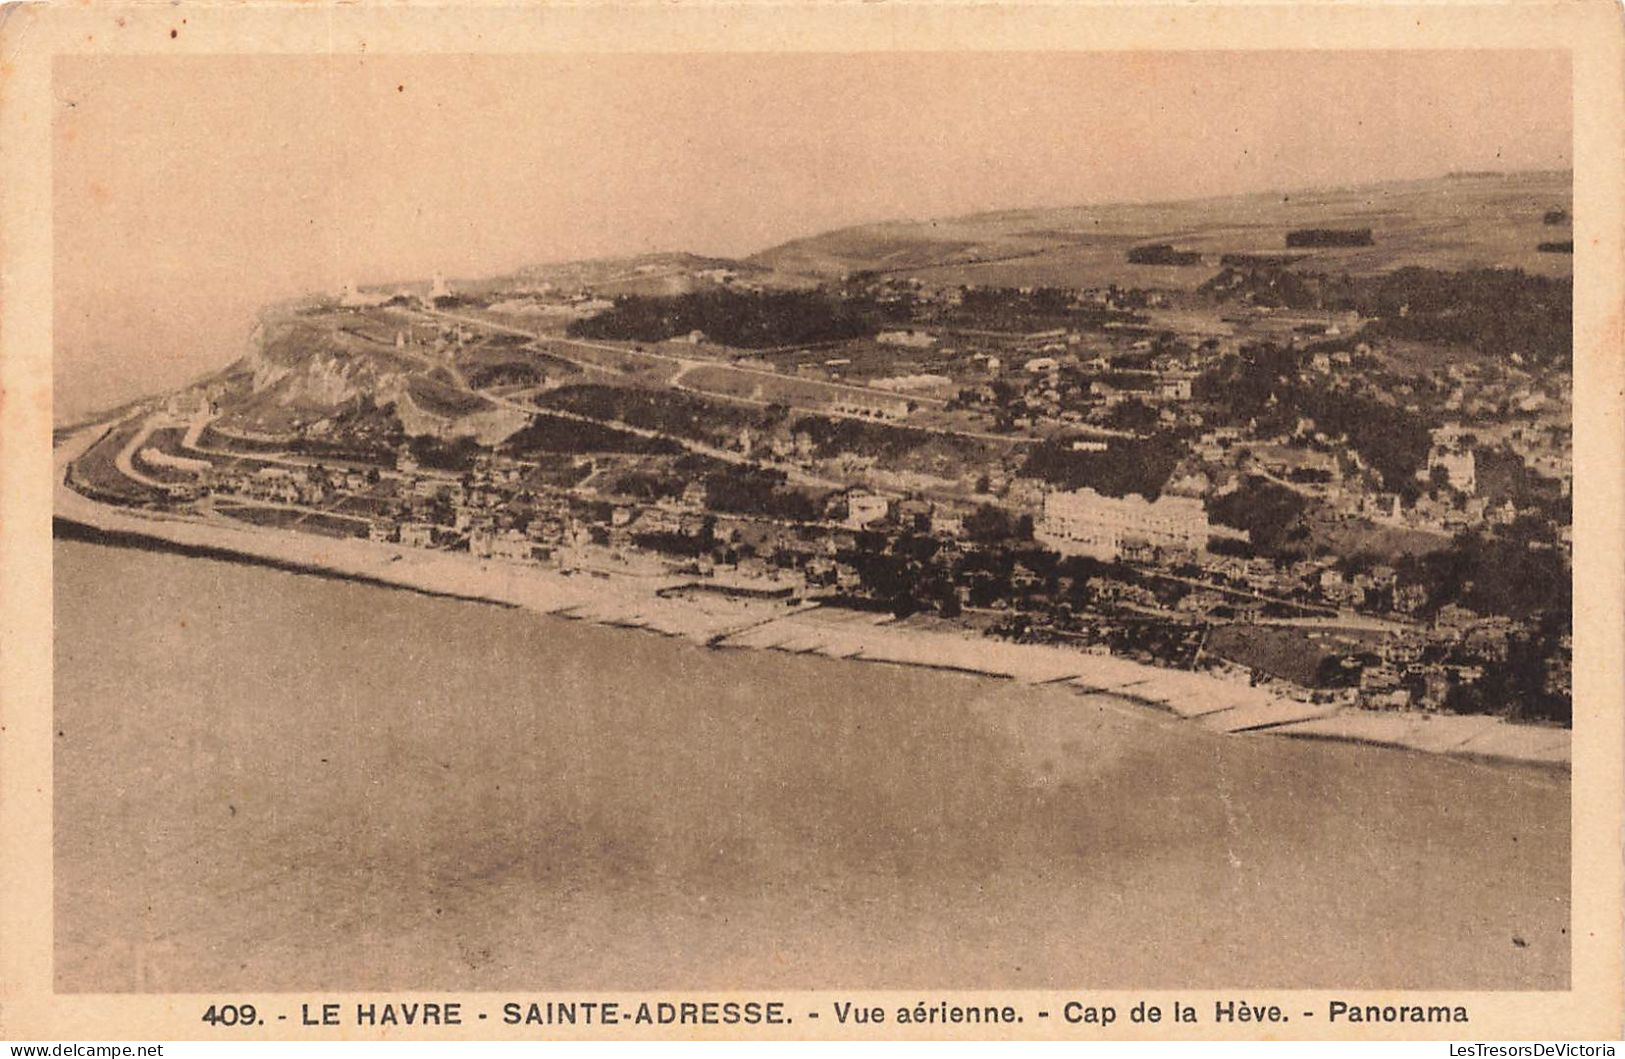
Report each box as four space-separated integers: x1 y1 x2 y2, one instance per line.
52 428 1570 771
51 517 526 612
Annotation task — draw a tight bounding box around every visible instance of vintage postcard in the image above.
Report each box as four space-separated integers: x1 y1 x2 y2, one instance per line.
1 0 1621 1043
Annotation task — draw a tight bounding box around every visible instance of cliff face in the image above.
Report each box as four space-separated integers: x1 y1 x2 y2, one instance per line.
240 318 410 398
215 314 526 444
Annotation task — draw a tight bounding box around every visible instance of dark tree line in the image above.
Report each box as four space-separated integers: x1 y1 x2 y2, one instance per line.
1202 266 1571 368
1208 476 1309 555
790 415 991 465
534 384 780 447
701 464 825 523
1197 344 1434 489
1396 527 1571 623
1018 434 1185 499
1356 268 1571 367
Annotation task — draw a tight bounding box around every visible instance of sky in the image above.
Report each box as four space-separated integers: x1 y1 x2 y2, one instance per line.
53 50 1571 421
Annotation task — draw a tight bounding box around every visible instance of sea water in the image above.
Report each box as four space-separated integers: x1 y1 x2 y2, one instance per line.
53 539 1569 991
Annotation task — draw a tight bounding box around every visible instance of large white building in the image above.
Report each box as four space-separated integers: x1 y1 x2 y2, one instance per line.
876 329 937 349
337 280 389 308
1036 487 1209 561
1425 447 1477 495
842 490 892 530
1423 424 1478 495
829 392 912 421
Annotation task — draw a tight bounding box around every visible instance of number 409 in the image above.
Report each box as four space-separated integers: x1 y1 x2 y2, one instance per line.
201 1003 259 1027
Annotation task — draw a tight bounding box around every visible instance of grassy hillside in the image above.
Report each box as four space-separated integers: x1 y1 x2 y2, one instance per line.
747 170 1573 289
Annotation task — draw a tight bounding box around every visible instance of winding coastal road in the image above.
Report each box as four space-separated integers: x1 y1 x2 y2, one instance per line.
112 415 170 489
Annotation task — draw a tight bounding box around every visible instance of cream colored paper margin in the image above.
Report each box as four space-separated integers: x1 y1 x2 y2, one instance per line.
1 0 1621 1042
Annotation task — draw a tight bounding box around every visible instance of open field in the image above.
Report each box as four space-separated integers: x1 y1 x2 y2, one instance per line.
532 384 775 450
751 335 965 383
458 342 583 389
1207 623 1387 687
406 376 495 417
678 362 934 413
750 171 1571 288
531 338 684 383
64 423 167 505
330 494 398 520
215 502 370 539
1305 514 1453 560
130 427 216 485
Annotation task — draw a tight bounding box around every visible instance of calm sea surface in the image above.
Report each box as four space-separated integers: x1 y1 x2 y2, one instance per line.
54 538 1569 991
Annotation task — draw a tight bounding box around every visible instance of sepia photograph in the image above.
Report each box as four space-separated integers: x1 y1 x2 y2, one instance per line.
3 0 1623 1044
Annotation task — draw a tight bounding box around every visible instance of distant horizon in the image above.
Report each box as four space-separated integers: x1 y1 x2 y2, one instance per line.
477 164 1577 283
226 164 1575 311
54 51 1571 421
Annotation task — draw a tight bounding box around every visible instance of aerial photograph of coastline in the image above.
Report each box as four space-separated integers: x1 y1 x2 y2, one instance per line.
53 51 1572 993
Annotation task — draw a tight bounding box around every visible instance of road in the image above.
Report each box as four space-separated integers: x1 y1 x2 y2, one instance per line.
412 337 853 492
113 414 178 489
418 305 1051 448
175 374 847 494
425 305 948 404
1137 567 1416 632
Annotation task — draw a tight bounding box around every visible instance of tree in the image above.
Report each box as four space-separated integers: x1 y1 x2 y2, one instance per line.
963 503 1019 543
1207 476 1308 555
1105 398 1160 433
